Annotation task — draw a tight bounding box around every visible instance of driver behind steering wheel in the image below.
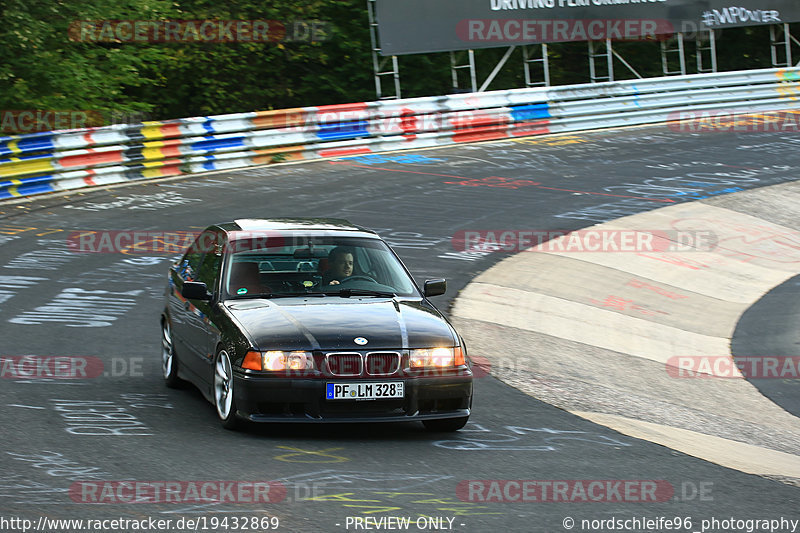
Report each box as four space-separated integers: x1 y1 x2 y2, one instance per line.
324 246 354 286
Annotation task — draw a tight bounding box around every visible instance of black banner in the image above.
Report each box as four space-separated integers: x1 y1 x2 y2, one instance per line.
376 0 800 55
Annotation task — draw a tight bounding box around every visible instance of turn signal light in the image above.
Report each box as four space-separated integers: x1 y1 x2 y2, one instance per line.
454 346 465 366
242 350 262 370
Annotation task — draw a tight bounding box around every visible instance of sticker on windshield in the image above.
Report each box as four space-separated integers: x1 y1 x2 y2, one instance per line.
237 288 248 295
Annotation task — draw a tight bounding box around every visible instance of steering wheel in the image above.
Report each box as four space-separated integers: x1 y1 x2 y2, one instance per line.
340 275 378 283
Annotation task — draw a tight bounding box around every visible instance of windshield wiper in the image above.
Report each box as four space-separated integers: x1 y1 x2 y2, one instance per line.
322 289 396 298
235 292 326 299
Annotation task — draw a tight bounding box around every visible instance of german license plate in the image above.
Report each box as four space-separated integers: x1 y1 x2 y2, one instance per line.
326 381 404 400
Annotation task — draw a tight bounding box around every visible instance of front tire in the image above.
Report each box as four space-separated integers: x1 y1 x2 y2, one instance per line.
423 416 469 432
161 319 184 388
214 349 239 430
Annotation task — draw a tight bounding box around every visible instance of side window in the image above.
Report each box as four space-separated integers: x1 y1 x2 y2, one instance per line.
178 254 201 282
196 232 224 292
177 230 215 282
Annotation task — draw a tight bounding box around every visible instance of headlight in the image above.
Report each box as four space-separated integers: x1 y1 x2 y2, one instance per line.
242 350 314 372
409 347 465 368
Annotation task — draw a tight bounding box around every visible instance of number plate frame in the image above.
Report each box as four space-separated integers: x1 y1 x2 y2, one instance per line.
326 381 405 400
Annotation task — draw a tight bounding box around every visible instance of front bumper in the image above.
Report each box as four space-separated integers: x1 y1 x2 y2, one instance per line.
233 372 473 423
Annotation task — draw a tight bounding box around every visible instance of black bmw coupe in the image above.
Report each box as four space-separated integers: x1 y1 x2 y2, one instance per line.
160 218 473 431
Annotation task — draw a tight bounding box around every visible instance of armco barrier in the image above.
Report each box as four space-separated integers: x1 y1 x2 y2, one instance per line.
1 67 799 199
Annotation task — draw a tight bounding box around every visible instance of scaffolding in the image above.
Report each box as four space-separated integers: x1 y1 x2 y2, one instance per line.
450 50 477 93
589 39 644 83
660 34 687 76
661 31 718 76
771 23 800 68
523 44 550 88
367 3 796 99
367 0 401 99
450 45 550 93
696 31 718 73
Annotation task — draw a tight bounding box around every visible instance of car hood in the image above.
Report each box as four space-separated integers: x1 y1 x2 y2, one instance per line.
224 298 457 351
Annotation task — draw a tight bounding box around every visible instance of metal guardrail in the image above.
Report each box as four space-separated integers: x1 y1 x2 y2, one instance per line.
1 67 799 199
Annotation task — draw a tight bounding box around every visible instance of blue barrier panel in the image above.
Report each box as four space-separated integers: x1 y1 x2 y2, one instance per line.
511 104 551 121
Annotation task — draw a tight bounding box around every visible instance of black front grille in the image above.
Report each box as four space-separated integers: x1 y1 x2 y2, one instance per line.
326 353 362 376
366 352 400 375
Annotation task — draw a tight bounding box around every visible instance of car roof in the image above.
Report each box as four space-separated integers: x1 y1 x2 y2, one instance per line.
216 218 379 238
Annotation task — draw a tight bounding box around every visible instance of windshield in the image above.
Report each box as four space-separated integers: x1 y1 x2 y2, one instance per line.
224 236 419 299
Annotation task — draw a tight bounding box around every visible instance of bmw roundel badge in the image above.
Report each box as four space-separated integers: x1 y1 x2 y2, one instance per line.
354 337 368 346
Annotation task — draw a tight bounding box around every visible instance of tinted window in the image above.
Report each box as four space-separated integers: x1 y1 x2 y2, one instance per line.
177 231 213 281
224 236 419 298
197 241 223 291
177 229 223 285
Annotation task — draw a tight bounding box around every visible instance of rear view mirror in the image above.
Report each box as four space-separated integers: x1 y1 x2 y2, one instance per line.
423 279 446 297
293 248 328 258
182 281 212 301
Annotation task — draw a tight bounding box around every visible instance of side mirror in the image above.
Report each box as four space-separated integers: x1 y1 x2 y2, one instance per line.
182 281 212 301
423 279 446 297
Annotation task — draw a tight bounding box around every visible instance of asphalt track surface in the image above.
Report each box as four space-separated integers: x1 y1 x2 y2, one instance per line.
2 126 800 533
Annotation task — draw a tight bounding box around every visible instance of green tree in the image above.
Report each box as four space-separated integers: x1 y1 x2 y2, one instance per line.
0 0 174 124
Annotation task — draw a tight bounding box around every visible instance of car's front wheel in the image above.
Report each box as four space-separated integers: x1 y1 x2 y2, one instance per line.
214 348 239 430
423 416 469 432
161 319 184 388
